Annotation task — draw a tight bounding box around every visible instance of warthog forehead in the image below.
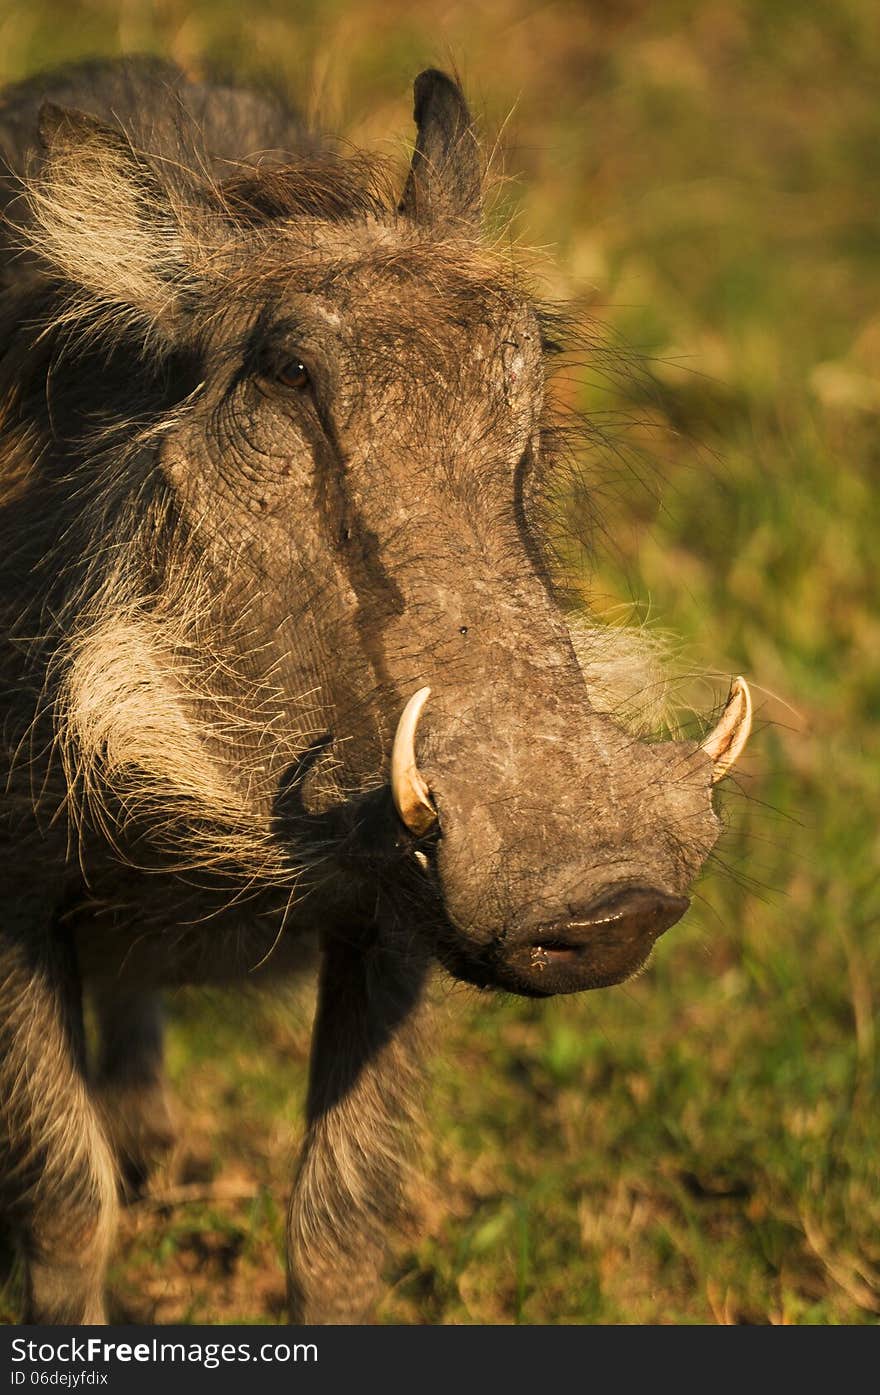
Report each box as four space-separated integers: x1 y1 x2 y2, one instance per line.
215 218 524 315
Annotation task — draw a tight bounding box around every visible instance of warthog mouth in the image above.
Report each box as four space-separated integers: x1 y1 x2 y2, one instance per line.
438 885 691 998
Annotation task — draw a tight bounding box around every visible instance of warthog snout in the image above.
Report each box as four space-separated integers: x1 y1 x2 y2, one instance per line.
386 681 751 998
497 884 691 996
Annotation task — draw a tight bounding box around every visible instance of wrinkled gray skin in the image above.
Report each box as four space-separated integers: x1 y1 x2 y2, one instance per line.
0 58 724 1324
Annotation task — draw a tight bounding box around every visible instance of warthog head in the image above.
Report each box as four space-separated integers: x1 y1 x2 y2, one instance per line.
22 68 750 996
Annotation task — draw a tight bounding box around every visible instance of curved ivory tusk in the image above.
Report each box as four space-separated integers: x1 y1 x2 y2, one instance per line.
391 686 438 836
701 676 753 784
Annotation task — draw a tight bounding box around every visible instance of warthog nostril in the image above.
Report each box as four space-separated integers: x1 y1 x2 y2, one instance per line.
493 884 693 995
530 885 691 958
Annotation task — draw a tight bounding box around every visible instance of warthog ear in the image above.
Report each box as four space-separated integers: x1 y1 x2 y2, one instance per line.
399 69 481 225
30 102 193 338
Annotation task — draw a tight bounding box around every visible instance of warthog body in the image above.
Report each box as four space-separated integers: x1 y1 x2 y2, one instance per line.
0 56 750 1324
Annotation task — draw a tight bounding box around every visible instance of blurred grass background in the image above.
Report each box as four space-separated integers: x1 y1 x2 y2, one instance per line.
1 0 878 1325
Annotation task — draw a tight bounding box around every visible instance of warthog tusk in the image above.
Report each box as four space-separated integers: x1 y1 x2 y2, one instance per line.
391 686 438 836
702 676 752 784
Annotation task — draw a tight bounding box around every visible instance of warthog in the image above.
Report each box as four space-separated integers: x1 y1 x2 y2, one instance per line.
0 56 751 1325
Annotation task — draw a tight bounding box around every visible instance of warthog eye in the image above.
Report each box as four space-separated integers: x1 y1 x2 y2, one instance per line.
276 359 310 391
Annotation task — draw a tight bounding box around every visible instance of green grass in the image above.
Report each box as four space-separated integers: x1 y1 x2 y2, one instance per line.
1 0 878 1325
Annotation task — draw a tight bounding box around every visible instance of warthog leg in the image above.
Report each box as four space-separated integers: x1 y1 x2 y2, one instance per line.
0 912 117 1323
287 928 431 1323
91 986 176 1196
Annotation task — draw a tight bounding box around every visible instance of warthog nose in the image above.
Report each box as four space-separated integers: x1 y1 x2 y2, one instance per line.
500 884 691 997
540 885 691 954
